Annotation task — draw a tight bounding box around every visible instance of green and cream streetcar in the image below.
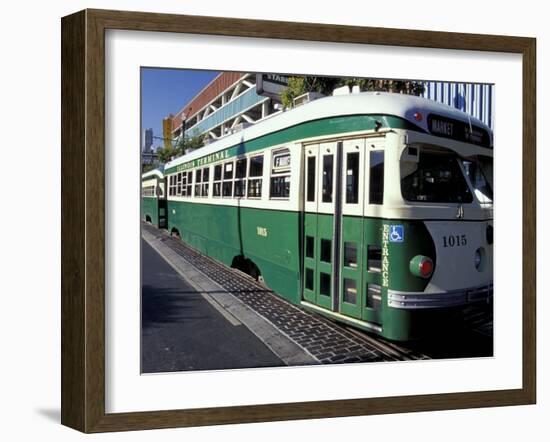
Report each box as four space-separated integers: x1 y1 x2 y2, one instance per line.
141 168 167 228
155 91 493 341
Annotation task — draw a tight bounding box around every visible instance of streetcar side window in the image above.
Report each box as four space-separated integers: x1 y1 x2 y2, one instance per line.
367 245 382 272
186 171 192 196
235 158 247 198
181 172 187 196
343 279 357 305
319 273 331 297
236 158 247 178
176 172 182 196
168 175 174 196
320 239 331 263
202 167 210 197
270 149 291 199
248 155 263 198
305 268 314 291
306 156 316 202
343 242 357 268
223 161 234 197
366 284 382 310
194 169 202 197
270 176 290 198
142 185 155 197
305 236 314 259
369 151 384 205
213 164 222 197
322 154 334 203
346 152 359 204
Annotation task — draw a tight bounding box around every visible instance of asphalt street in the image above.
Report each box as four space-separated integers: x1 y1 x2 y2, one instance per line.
141 239 285 373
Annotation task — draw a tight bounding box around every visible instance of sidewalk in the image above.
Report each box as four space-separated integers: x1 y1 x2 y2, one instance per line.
142 227 320 367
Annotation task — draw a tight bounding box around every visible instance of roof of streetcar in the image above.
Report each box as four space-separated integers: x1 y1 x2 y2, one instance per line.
165 91 492 171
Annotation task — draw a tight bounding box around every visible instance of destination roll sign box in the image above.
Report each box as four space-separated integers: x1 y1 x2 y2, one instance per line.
427 114 492 148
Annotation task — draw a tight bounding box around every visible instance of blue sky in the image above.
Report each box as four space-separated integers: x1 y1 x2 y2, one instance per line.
140 68 219 150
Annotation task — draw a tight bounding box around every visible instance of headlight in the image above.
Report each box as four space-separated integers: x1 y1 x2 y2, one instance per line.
474 247 485 271
409 255 434 279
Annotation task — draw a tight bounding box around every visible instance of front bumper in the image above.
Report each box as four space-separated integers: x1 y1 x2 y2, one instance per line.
387 283 493 309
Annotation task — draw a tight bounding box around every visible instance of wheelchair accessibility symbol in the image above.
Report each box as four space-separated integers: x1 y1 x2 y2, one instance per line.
389 225 404 243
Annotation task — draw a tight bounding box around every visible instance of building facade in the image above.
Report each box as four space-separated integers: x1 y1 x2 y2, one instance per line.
422 81 494 128
162 116 173 149
143 128 153 152
170 72 280 146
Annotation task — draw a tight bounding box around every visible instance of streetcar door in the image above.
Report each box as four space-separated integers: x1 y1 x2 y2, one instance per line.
362 141 386 325
338 139 366 319
157 178 167 228
302 142 337 311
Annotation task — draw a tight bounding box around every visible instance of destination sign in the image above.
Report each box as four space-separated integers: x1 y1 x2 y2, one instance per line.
274 153 291 169
427 114 491 148
174 149 230 173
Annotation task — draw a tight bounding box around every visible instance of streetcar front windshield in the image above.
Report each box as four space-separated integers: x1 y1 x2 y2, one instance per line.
401 148 473 203
462 156 493 204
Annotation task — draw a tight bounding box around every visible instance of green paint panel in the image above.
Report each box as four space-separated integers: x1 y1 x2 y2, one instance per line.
361 218 436 340
142 197 160 226
385 221 436 292
167 201 301 304
381 220 436 340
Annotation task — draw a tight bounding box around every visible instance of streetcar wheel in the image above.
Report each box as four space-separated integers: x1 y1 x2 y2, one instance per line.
246 259 262 282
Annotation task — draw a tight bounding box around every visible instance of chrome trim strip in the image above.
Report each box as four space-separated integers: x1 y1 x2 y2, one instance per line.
388 283 493 309
331 141 344 312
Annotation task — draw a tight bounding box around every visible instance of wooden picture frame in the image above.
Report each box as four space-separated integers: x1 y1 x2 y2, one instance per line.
61 8 536 433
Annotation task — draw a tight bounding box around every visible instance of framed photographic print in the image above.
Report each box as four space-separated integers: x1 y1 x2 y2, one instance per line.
61 9 536 433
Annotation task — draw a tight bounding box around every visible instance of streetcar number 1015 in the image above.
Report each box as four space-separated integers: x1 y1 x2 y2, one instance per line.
443 234 467 247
